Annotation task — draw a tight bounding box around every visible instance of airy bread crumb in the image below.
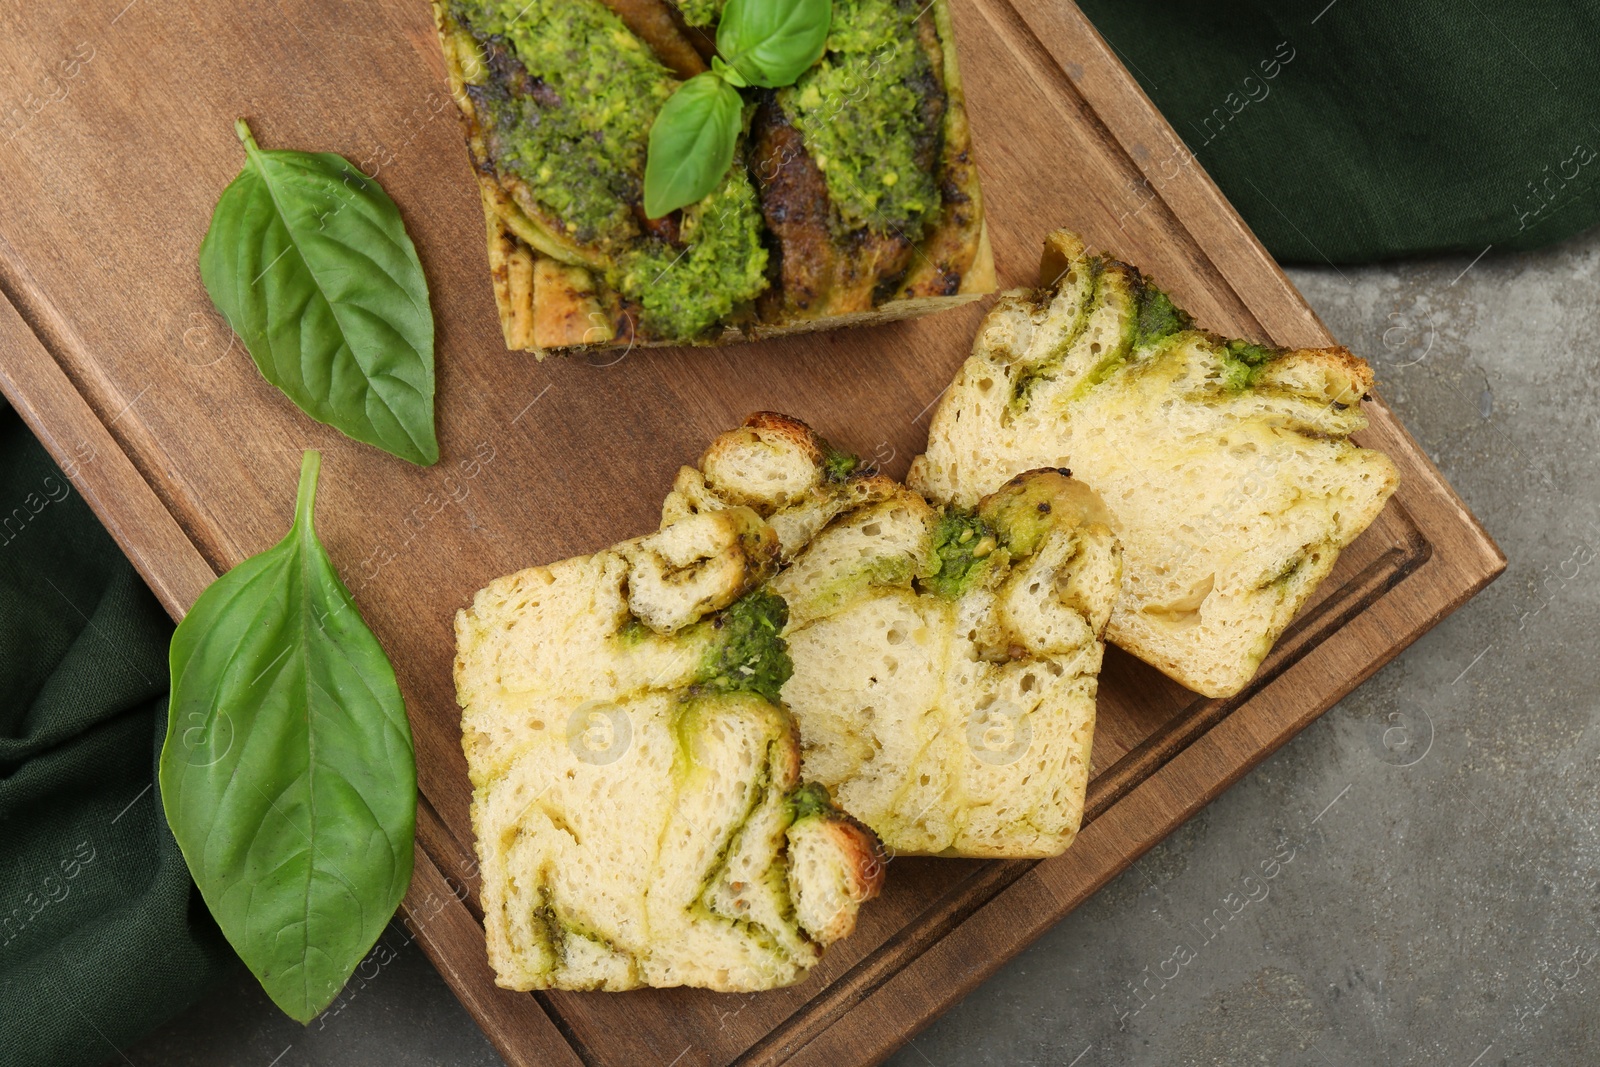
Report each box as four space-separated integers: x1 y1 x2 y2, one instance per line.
909 230 1400 698
455 510 883 991
665 414 1123 858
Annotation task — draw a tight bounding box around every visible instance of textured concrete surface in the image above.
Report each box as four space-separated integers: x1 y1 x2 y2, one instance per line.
122 228 1600 1067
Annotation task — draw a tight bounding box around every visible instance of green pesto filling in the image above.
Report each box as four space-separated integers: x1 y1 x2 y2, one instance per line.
921 508 996 600
452 0 677 247
1259 552 1308 590
674 0 724 27
608 167 770 341
693 589 794 704
1073 267 1165 404
615 615 652 645
1010 256 1106 414
792 553 915 621
781 0 943 237
787 781 835 823
1008 368 1048 416
532 898 562 966
820 440 861 482
1220 338 1276 391
693 754 772 901
978 484 1055 558
1132 280 1191 349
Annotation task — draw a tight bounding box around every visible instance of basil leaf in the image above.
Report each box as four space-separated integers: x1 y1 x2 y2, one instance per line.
716 0 831 88
200 120 438 466
160 451 416 1024
710 55 749 89
643 73 744 219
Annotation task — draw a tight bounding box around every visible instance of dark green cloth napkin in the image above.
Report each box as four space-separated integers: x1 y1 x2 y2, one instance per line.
0 402 236 1067
1076 0 1600 263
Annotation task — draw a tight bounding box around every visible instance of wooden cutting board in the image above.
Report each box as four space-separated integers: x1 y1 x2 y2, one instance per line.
0 0 1503 1064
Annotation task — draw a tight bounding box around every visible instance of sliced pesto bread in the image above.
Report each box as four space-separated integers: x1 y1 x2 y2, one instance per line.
663 414 1122 858
909 230 1400 699
454 508 883 991
431 0 992 355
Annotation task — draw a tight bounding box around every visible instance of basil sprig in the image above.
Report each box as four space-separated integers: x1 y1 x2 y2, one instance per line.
643 0 830 218
160 451 417 1023
200 121 438 466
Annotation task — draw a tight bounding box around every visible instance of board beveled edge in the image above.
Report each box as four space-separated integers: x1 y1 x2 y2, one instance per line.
403 849 582 1067
0 290 216 615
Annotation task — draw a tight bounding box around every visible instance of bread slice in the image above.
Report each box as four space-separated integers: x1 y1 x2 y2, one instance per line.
454 508 883 991
431 0 993 356
909 231 1400 698
663 414 1122 858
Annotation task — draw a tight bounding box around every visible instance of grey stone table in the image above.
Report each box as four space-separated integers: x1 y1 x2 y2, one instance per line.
122 228 1600 1067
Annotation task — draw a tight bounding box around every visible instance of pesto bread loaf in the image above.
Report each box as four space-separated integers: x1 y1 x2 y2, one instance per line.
909 231 1400 699
454 508 883 991
663 414 1122 858
432 0 992 355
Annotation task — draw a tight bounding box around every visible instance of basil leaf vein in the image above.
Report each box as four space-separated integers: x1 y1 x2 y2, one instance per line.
160 450 417 1024
643 73 745 219
200 120 438 466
